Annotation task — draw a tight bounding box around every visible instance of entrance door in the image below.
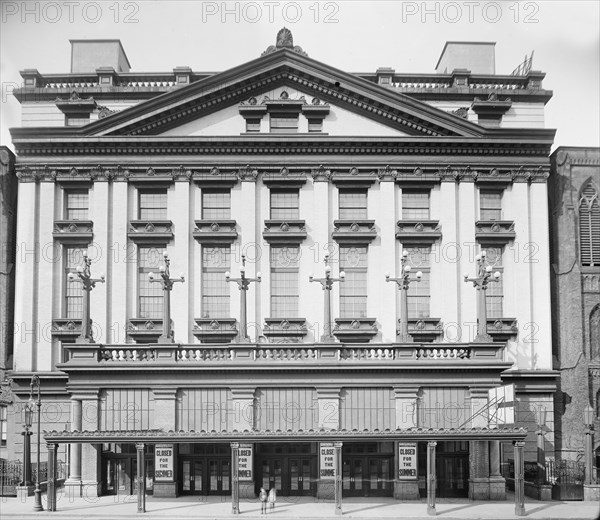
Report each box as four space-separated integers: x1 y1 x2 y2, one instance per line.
208 459 231 495
104 458 133 495
261 457 314 496
437 454 469 497
180 457 230 495
181 459 203 494
343 457 392 497
289 458 313 496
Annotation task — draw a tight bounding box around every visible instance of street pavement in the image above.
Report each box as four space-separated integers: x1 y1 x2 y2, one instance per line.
1 493 599 520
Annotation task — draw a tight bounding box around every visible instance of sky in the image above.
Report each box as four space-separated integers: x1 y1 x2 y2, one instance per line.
1 0 599 150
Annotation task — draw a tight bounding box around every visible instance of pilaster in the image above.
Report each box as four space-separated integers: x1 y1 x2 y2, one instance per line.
316 388 340 430
394 387 419 428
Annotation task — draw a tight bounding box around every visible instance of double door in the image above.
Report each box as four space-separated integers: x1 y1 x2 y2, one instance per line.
103 457 154 495
180 457 231 495
437 454 468 497
260 457 315 496
342 457 393 497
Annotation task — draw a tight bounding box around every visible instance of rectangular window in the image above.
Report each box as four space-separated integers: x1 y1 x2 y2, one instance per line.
0 406 7 446
270 190 299 220
339 246 368 318
339 190 368 219
65 114 90 126
270 113 298 133
483 247 504 318
64 247 86 319
480 190 503 221
406 246 431 318
246 119 261 132
139 191 168 220
201 246 231 319
65 190 89 220
202 190 231 219
308 119 322 132
402 191 430 220
271 246 300 317
138 246 164 319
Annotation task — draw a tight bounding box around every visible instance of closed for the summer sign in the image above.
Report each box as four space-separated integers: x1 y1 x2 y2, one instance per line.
154 444 174 481
319 443 335 479
398 443 417 480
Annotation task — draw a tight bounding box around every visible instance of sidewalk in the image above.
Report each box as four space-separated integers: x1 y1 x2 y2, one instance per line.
1 493 599 520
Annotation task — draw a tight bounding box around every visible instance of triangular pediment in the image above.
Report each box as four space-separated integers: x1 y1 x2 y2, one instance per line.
82 49 486 138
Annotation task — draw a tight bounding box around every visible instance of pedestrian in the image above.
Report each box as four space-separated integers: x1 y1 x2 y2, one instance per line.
259 487 267 514
268 487 276 512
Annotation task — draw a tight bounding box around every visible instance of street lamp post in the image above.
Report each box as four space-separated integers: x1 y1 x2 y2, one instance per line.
463 250 500 342
225 255 261 342
21 401 33 487
584 403 596 485
309 254 345 342
68 251 105 343
149 252 185 343
385 250 422 343
29 375 43 511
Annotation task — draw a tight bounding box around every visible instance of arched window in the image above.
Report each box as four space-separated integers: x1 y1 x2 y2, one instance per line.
591 304 600 361
579 182 600 266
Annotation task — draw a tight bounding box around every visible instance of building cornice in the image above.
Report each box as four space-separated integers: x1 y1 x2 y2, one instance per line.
13 162 551 184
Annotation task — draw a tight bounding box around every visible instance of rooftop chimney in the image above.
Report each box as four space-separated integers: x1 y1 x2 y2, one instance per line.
435 42 496 74
70 39 131 73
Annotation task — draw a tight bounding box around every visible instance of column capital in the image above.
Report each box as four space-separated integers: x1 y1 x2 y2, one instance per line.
135 442 145 451
513 440 526 448
70 390 100 401
153 388 178 399
333 441 343 448
427 441 437 448
231 442 240 449
394 386 420 397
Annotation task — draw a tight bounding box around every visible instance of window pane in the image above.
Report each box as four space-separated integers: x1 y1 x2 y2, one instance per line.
0 406 6 445
271 246 299 317
402 191 430 220
270 114 298 133
271 191 299 219
65 247 86 318
202 247 230 318
65 190 89 220
138 246 164 319
480 191 502 221
339 191 367 219
483 247 503 317
339 247 368 317
202 190 231 219
139 191 167 220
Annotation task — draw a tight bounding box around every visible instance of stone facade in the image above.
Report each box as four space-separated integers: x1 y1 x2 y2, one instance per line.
549 147 600 461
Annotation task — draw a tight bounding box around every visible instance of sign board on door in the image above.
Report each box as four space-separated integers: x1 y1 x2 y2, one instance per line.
154 444 174 481
238 445 253 481
398 443 417 480
319 443 336 479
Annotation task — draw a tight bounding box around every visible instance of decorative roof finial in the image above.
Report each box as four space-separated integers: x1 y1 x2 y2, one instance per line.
262 27 308 57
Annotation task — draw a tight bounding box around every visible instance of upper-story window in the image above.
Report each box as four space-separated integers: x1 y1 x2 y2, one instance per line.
579 182 600 266
139 191 168 220
65 114 90 126
270 113 298 133
339 246 368 318
201 246 231 319
64 190 89 220
64 246 86 319
480 190 503 221
138 246 164 319
406 246 431 318
270 246 300 317
202 190 231 219
339 190 368 219
483 246 504 318
246 119 261 133
402 191 430 220
307 119 323 133
271 190 299 219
